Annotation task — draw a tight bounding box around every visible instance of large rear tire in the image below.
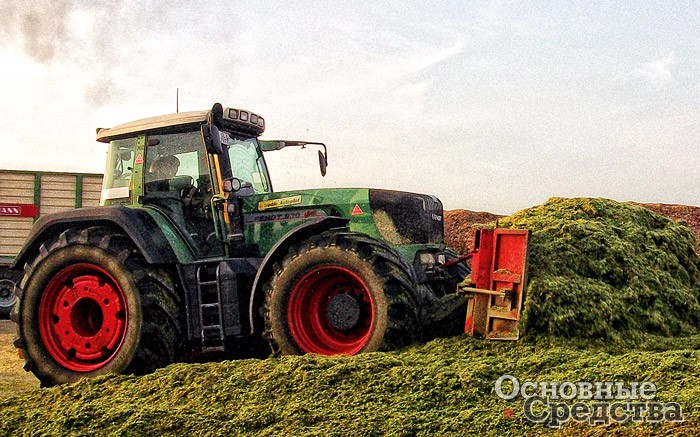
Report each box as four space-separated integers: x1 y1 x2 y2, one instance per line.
12 226 182 386
263 232 420 356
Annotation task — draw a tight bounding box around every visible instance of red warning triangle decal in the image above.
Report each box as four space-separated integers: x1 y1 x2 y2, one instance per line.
134 153 144 165
351 204 364 215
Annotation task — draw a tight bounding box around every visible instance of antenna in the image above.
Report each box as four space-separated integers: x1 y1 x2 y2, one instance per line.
176 88 179 113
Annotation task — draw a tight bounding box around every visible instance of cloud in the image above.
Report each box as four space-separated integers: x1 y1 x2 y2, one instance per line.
3 0 75 64
405 41 466 74
635 53 677 87
371 38 466 79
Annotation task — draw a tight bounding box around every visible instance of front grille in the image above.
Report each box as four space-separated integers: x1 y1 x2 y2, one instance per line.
369 189 444 245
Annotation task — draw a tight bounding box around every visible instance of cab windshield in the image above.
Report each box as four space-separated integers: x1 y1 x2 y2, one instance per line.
221 132 272 194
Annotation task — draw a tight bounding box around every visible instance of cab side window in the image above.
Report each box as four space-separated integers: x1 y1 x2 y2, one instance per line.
144 133 208 195
142 132 219 257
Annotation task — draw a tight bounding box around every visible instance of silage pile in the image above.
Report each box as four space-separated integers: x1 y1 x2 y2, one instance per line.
499 198 700 344
1 336 699 436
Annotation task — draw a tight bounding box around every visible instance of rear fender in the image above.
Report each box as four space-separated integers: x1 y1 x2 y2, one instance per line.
12 206 180 270
247 216 350 334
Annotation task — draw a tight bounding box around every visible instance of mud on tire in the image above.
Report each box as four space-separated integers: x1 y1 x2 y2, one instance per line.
263 231 420 356
12 226 183 387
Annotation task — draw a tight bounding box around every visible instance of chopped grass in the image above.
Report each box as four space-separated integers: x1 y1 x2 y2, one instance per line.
1 336 698 436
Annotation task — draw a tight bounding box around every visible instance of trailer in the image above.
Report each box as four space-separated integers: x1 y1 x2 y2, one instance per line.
0 170 103 318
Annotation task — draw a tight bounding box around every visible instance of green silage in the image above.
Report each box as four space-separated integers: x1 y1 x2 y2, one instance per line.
499 198 700 344
1 336 698 436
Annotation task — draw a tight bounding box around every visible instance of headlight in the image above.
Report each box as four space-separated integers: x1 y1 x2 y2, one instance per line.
419 252 435 266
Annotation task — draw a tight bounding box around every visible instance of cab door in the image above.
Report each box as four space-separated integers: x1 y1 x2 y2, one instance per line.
142 131 225 258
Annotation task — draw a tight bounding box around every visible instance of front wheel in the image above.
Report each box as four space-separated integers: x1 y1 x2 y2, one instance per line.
263 232 420 356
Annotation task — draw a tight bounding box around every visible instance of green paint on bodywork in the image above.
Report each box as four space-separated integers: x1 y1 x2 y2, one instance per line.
141 206 197 264
132 136 146 204
33 174 41 222
241 188 376 256
99 126 437 268
239 188 435 264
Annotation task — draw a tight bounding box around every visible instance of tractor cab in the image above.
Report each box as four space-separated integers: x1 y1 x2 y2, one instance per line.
97 104 329 259
98 106 274 257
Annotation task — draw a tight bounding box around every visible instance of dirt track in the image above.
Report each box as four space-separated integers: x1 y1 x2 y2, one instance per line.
0 320 13 335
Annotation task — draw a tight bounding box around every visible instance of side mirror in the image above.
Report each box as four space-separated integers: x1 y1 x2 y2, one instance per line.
318 150 328 177
201 124 223 154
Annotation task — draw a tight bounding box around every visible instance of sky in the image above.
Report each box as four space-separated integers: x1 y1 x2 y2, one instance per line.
0 0 698 214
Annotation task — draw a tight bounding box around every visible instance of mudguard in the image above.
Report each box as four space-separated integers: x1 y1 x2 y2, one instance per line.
12 206 179 269
247 216 350 333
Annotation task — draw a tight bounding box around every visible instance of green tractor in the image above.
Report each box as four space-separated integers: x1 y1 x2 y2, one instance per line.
11 103 473 386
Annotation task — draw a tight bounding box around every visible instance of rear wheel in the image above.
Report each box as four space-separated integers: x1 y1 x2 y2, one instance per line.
263 232 420 356
13 226 182 386
0 268 20 319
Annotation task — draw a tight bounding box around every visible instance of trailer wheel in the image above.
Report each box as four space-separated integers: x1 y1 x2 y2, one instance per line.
0 268 20 319
263 232 420 356
13 226 182 387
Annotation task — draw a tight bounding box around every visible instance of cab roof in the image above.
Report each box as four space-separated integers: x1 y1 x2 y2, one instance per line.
96 106 265 143
96 111 208 143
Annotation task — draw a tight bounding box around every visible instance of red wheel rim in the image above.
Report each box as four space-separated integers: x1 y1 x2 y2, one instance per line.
38 263 128 372
287 266 374 355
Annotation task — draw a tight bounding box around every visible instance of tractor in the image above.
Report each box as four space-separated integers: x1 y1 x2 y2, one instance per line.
11 103 528 387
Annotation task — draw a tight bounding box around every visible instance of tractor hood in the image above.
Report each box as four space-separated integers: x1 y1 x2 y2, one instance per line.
242 188 444 252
